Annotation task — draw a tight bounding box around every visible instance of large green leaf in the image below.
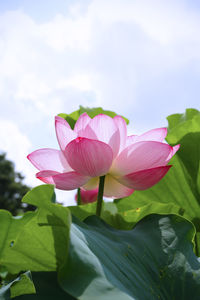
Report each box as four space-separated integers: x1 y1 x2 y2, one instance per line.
0 185 71 274
58 106 129 129
166 108 200 199
60 214 200 300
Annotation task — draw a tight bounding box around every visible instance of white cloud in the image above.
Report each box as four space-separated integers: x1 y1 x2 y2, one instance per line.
39 13 92 52
88 0 200 46
55 189 77 206
1 0 200 120
0 1 198 111
0 119 34 183
56 73 93 91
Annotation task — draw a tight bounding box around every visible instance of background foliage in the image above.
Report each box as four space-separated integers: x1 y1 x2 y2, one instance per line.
0 153 34 215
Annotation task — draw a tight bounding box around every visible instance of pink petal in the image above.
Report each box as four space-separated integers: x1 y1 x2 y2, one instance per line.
74 113 91 135
104 175 134 198
126 135 137 146
111 141 173 175
126 128 167 146
166 144 180 161
113 116 127 153
83 114 120 158
27 148 72 172
55 116 77 151
55 116 71 128
75 188 98 204
116 166 171 190
137 128 167 142
36 170 59 184
36 170 90 190
65 137 113 177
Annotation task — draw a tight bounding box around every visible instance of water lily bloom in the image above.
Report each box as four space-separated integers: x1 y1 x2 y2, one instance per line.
27 113 180 198
75 188 98 204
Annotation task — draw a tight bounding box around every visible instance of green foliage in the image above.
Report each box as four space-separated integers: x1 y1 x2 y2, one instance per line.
58 105 129 129
0 271 35 299
0 185 71 274
0 184 200 299
60 214 200 300
0 153 33 215
69 200 182 230
10 272 36 298
166 108 200 198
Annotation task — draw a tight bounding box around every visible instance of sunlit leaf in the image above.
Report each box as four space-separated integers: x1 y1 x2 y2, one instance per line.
69 200 181 230
58 105 129 129
0 185 71 274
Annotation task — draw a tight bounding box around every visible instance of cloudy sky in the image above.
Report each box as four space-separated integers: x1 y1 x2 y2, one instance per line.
0 0 199 205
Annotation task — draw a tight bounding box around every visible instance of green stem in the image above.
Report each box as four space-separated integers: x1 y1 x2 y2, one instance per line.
77 188 81 206
96 175 105 217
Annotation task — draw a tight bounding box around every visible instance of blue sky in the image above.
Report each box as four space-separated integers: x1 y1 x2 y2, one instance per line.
0 0 199 205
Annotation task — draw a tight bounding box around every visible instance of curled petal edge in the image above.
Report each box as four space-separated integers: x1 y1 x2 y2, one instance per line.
116 165 172 190
36 170 90 190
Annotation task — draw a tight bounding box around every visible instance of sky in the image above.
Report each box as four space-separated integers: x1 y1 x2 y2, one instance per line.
0 0 200 205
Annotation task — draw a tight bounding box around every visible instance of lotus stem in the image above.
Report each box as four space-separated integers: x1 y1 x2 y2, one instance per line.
96 175 105 217
77 188 81 205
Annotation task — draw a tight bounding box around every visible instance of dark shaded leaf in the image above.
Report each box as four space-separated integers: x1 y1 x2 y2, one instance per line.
60 214 200 300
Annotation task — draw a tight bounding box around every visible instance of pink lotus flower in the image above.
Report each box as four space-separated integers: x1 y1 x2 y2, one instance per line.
27 113 180 198
75 188 98 204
